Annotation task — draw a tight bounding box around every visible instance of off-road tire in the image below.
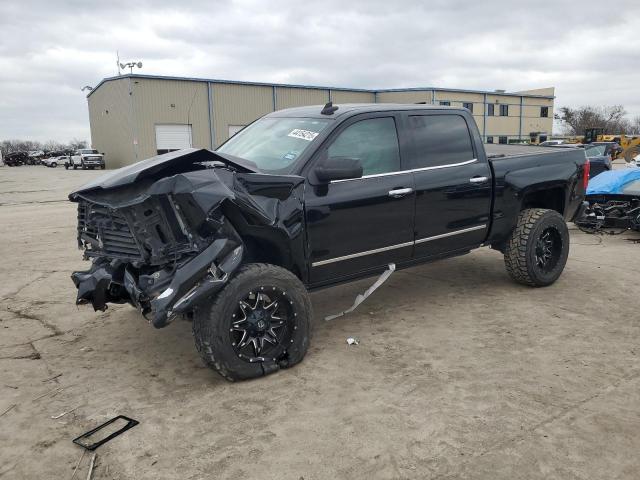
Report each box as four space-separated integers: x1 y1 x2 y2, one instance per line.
73 165 77 170
64 163 69 170
504 208 569 287
193 263 312 381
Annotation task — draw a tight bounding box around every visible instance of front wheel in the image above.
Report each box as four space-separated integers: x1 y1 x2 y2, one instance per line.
504 208 570 287
193 263 312 381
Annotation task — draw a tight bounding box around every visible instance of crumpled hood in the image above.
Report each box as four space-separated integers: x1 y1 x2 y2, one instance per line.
69 148 256 196
69 148 308 328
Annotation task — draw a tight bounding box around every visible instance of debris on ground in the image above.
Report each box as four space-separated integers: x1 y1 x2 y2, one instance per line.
325 264 396 321
86 452 96 480
346 337 359 346
0 404 16 418
51 406 79 419
73 415 139 451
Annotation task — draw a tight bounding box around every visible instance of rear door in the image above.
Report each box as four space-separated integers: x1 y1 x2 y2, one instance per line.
405 112 492 258
304 113 415 285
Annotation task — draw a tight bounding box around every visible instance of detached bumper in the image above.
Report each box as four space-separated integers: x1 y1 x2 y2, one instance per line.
71 241 243 328
71 261 115 312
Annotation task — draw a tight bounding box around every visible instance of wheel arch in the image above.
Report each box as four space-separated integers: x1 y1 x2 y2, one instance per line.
521 186 566 215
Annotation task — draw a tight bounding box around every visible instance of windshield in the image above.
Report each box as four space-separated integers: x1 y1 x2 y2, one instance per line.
585 145 605 157
217 117 330 173
80 149 99 154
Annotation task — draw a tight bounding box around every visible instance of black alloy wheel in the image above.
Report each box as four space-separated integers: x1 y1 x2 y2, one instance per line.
534 227 562 272
229 287 295 362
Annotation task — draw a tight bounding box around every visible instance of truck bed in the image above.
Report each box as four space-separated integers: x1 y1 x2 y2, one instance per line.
485 144 584 159
485 144 588 245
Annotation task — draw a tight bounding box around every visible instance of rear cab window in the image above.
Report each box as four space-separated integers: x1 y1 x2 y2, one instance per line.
406 113 476 169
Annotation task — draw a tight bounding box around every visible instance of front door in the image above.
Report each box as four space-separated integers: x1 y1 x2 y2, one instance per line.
304 114 415 285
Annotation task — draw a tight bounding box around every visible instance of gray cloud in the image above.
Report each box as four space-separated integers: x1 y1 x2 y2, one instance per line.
1 0 639 142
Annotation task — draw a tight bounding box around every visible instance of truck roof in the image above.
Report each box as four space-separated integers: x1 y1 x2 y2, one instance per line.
268 103 467 119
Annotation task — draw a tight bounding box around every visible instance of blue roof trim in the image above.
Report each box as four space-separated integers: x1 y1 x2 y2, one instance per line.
86 74 555 99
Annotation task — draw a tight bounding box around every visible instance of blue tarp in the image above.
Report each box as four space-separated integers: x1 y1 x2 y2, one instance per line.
587 169 640 195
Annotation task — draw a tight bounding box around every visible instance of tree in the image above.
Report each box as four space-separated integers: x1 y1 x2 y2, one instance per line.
0 138 89 155
554 105 631 135
627 116 640 135
68 138 88 150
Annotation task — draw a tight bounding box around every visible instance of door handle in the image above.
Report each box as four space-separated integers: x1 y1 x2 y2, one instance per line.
388 187 413 198
469 176 489 184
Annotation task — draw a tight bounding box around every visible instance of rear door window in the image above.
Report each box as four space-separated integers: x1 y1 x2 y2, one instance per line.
408 114 475 168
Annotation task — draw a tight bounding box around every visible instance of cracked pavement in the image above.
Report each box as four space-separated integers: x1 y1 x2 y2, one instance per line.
0 165 639 479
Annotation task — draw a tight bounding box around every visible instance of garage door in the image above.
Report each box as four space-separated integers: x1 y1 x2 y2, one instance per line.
155 124 192 153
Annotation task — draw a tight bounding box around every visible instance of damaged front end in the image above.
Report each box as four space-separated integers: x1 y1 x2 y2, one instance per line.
575 168 640 234
70 148 305 328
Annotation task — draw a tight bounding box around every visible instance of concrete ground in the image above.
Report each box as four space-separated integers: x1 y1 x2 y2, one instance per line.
0 165 639 480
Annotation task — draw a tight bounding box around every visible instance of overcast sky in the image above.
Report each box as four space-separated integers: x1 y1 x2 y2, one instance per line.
1 0 639 143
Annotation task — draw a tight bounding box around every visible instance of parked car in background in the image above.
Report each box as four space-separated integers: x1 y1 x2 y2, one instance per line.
591 141 622 159
4 152 29 166
583 144 612 178
43 155 70 168
539 140 566 146
70 149 105 170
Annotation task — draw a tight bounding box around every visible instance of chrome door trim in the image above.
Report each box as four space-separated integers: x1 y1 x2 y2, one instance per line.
311 225 487 267
331 159 477 183
311 241 414 267
414 224 487 244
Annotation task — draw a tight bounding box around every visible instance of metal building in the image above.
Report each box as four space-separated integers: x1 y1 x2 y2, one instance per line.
86 74 555 168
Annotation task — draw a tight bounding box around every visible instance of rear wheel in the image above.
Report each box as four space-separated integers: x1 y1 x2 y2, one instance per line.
504 208 570 287
193 263 312 381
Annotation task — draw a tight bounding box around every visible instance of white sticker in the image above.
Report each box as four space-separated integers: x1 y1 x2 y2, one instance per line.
288 129 319 141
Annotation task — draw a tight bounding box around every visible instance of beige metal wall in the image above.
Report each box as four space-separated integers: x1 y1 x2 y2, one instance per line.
330 90 375 104
87 78 135 169
132 78 211 160
376 90 433 104
275 87 329 110
212 83 273 146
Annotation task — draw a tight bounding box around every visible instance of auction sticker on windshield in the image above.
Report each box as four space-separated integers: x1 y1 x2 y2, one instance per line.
288 129 319 141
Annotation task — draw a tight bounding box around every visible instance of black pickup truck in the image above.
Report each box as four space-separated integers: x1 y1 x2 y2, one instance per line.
70 103 588 380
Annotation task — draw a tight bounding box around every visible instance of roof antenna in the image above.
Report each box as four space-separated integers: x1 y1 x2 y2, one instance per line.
321 101 339 115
